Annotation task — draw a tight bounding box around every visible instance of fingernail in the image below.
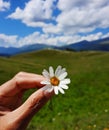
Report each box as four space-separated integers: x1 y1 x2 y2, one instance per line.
44 89 54 99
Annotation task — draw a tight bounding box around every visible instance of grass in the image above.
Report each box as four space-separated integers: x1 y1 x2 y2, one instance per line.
0 49 109 130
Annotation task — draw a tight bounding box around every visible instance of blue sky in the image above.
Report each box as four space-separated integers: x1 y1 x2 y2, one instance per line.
0 0 109 47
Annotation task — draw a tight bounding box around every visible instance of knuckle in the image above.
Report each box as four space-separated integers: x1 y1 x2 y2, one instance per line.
13 72 25 89
15 71 25 78
13 71 25 82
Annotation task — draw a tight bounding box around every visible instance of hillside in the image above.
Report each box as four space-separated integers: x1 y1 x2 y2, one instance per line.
0 50 109 130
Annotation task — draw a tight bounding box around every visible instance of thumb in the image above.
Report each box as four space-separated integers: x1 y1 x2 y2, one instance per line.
4 88 54 130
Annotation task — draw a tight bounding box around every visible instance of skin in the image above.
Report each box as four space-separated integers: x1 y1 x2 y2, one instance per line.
0 72 54 130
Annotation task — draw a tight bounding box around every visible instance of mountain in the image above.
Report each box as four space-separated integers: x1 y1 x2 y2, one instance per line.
0 44 52 57
59 37 109 51
0 47 19 57
0 37 109 57
18 44 52 53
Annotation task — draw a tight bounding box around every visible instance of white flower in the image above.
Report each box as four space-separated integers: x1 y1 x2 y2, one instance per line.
41 65 71 95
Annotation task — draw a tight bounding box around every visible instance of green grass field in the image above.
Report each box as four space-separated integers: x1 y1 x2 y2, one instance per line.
0 49 109 130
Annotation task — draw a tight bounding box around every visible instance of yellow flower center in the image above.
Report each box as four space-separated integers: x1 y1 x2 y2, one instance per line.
50 76 60 86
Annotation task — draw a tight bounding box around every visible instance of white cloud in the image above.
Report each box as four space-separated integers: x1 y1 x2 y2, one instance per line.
57 0 109 11
7 0 109 36
0 0 10 11
18 32 48 46
43 23 63 34
18 32 80 46
0 34 18 47
0 31 109 48
80 32 103 41
56 0 109 34
102 33 109 39
17 32 109 46
7 0 56 27
3 0 109 47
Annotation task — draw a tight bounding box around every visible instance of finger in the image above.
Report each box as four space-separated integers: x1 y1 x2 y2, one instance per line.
4 88 54 129
14 87 54 117
0 72 45 96
0 106 11 116
15 72 45 87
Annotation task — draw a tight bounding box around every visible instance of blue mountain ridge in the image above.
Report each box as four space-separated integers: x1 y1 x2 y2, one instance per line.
0 44 52 57
55 37 109 51
0 37 109 57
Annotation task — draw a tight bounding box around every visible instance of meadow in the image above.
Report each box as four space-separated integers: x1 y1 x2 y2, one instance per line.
0 49 109 130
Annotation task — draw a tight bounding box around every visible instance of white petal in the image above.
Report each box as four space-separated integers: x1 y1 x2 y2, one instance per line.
60 68 66 75
41 80 50 85
49 66 54 77
60 78 71 85
42 85 51 90
60 84 69 89
55 65 62 76
43 69 48 73
54 87 59 95
58 72 68 80
48 87 54 92
42 69 50 79
57 68 66 77
58 87 65 94
42 85 53 92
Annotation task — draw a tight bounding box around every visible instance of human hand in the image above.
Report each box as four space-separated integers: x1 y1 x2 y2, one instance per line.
0 72 53 130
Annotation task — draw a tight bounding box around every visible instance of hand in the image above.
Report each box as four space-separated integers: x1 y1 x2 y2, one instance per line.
0 72 53 130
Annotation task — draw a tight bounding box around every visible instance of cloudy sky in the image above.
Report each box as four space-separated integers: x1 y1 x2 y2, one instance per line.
0 0 109 47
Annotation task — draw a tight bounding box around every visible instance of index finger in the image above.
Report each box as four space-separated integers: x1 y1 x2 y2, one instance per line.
0 72 45 96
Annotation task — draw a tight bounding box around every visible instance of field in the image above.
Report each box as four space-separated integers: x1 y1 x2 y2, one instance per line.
0 49 109 130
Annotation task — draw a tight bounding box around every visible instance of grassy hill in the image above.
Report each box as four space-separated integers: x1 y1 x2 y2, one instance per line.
0 49 109 130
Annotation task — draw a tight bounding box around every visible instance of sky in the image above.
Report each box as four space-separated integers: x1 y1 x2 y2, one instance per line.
0 0 109 48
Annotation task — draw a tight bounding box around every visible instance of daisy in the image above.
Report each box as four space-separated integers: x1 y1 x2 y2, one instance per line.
41 65 71 95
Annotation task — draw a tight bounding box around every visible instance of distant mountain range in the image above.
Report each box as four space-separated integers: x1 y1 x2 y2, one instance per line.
0 37 109 57
0 44 51 57
58 37 109 52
